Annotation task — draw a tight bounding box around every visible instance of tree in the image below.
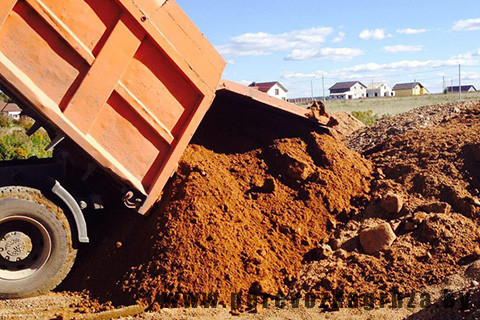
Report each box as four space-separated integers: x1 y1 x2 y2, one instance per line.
0 91 12 103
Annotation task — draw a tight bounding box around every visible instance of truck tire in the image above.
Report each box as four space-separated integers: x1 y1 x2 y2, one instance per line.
0 186 77 299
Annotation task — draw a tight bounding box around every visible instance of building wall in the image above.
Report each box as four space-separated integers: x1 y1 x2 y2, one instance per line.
350 84 366 99
394 89 413 97
1 111 21 120
394 85 428 97
420 87 429 95
367 84 395 97
266 84 288 100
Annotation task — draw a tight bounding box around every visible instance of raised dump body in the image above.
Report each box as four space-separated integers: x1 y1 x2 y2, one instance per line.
0 0 225 214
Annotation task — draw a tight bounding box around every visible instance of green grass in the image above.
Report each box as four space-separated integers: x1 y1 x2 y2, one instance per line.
309 91 480 116
0 115 52 160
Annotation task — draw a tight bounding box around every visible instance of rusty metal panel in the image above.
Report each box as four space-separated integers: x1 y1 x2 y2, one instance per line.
0 0 226 213
217 80 313 119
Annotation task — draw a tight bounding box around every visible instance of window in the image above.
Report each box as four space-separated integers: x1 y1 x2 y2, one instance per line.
275 89 279 95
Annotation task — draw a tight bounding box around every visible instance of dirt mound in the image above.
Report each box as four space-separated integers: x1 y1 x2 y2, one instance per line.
329 111 365 139
62 94 372 307
347 100 480 153
295 101 480 301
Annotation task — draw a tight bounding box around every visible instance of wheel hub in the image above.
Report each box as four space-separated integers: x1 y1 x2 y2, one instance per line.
0 231 33 262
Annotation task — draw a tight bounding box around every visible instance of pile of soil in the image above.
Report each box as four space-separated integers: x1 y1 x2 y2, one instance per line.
62 93 372 307
295 101 480 302
329 111 365 139
347 101 480 153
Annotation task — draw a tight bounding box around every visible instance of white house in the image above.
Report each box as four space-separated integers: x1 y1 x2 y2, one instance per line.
1 102 21 120
447 85 476 93
366 82 395 98
329 81 367 100
249 82 288 101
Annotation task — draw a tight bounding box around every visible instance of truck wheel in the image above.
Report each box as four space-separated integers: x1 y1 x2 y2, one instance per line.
0 187 77 299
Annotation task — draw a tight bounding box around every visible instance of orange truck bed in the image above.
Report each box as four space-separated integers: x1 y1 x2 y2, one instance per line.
0 0 225 214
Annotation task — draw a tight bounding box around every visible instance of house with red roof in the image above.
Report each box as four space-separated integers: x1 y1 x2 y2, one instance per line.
1 102 21 120
248 82 288 101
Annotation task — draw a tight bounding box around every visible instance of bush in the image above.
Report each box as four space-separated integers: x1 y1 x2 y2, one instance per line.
0 114 14 128
0 127 52 160
352 110 381 126
352 110 392 126
0 91 11 103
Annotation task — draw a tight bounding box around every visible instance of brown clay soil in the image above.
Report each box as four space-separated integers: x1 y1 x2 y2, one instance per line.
60 93 372 308
5 100 480 319
295 101 480 306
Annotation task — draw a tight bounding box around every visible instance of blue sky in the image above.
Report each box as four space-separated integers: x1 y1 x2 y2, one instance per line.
177 0 480 97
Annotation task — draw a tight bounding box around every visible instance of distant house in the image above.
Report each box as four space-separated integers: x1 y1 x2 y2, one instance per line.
366 83 395 98
392 82 429 97
249 82 288 100
0 102 21 120
329 81 367 100
447 85 476 93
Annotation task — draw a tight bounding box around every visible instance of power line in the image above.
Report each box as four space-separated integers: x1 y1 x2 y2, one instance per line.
459 64 462 100
288 65 459 85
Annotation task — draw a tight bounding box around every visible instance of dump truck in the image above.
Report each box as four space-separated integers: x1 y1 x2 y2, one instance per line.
0 0 326 298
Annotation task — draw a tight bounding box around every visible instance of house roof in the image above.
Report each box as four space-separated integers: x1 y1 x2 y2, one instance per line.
447 85 476 92
1 102 21 113
392 82 425 90
329 81 366 90
249 82 288 93
366 82 389 90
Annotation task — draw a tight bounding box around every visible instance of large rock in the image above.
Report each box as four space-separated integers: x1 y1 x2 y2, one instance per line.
287 160 312 181
360 222 397 255
380 193 404 214
421 202 451 214
466 260 480 281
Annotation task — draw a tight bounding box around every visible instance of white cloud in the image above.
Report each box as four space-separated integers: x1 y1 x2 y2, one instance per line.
359 28 392 40
453 18 480 31
286 47 364 62
216 27 333 57
396 28 429 34
345 57 476 73
332 32 346 43
382 45 423 54
453 48 480 60
462 71 480 81
282 53 479 80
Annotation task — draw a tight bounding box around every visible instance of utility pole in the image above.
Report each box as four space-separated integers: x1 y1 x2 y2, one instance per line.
459 64 462 100
322 76 326 104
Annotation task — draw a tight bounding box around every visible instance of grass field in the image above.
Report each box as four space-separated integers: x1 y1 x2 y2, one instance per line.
314 91 480 116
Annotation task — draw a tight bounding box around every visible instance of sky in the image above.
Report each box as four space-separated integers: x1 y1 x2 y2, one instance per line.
176 0 480 98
